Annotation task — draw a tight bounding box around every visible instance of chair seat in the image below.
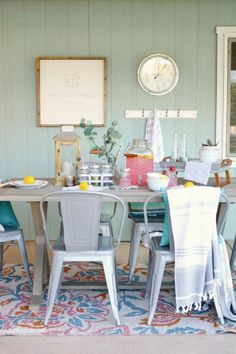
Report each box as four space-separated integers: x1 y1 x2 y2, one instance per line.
128 209 165 223
128 214 165 223
53 235 115 253
0 227 24 242
0 225 20 234
151 235 171 252
0 226 32 286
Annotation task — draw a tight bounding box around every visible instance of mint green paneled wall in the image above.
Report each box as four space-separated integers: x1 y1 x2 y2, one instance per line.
0 0 236 240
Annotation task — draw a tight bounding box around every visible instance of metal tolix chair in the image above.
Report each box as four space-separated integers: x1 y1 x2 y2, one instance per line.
40 191 126 326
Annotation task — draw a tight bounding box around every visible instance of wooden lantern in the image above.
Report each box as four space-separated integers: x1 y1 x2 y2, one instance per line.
53 126 81 185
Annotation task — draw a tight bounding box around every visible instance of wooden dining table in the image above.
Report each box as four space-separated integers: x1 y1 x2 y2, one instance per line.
0 179 158 311
0 178 235 311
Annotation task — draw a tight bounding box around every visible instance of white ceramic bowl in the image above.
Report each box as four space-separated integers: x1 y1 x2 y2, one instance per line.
146 173 170 191
147 172 165 179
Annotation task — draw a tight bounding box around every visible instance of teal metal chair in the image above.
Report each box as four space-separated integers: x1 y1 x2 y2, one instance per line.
0 201 32 286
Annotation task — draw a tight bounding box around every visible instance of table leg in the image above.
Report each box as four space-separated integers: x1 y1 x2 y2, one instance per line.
214 169 231 187
29 202 48 311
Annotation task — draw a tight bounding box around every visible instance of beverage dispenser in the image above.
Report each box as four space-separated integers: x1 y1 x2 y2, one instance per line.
124 139 153 186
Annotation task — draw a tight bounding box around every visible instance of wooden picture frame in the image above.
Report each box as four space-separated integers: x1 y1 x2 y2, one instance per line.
36 57 106 126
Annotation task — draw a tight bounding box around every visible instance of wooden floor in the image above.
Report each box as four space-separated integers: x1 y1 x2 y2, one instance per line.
2 240 149 265
2 239 233 266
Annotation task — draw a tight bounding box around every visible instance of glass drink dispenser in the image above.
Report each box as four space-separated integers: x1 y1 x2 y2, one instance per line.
124 139 153 186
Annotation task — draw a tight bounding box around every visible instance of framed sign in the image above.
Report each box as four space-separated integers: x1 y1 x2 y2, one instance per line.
36 57 106 126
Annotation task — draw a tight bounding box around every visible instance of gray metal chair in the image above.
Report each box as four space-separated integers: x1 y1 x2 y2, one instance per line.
144 189 229 326
127 202 165 282
0 226 32 286
40 191 126 326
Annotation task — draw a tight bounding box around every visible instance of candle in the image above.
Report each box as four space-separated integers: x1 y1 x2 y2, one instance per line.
62 161 73 176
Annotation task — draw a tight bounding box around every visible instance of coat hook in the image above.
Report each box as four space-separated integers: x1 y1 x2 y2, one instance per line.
165 109 168 118
142 109 145 118
177 109 180 118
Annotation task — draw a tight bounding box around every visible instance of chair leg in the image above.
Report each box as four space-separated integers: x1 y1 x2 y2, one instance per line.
43 247 50 286
0 244 3 275
213 281 224 325
147 255 166 326
17 233 32 286
128 223 143 282
56 266 64 294
103 255 120 326
145 249 153 299
230 235 236 271
45 254 64 325
113 255 120 299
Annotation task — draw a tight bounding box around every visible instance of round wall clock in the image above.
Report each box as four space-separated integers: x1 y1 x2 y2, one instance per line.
137 53 179 95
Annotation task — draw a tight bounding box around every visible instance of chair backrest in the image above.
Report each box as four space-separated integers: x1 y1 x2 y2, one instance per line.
143 188 229 251
40 191 126 252
61 192 102 251
143 190 175 251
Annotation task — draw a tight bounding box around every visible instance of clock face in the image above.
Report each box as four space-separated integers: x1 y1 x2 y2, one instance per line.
137 53 179 95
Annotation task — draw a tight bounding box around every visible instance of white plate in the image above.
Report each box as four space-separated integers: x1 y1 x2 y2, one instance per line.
13 180 48 189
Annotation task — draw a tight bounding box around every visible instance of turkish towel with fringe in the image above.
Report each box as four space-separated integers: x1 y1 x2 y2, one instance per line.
145 109 164 163
167 186 221 313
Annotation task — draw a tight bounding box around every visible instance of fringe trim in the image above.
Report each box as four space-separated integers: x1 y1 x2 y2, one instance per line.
176 292 214 314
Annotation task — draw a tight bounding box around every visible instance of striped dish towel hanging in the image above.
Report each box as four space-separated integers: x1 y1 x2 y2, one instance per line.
145 109 165 163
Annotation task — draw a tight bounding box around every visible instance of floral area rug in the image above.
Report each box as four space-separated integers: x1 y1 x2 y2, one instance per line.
0 263 236 336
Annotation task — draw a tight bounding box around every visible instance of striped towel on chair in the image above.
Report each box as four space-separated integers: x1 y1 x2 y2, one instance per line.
167 186 221 313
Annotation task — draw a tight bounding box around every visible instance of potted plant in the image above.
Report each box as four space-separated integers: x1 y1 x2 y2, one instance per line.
199 139 219 163
79 119 122 169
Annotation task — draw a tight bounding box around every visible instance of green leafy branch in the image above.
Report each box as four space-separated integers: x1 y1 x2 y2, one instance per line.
79 119 122 166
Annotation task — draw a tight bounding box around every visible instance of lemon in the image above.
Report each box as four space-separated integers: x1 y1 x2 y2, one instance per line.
160 175 169 180
184 181 195 188
79 181 89 191
23 175 35 184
